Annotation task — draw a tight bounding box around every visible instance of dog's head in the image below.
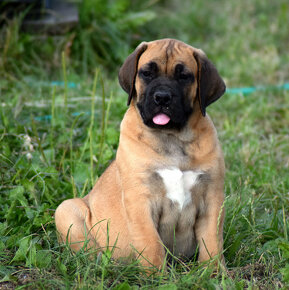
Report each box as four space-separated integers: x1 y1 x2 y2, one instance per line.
118 39 226 130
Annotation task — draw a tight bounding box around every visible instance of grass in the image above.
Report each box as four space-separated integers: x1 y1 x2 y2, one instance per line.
1 0 289 288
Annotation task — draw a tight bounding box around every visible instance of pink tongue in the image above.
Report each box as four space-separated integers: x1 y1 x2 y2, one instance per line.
152 113 170 125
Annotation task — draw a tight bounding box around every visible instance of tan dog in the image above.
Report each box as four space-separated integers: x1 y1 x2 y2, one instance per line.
55 39 226 269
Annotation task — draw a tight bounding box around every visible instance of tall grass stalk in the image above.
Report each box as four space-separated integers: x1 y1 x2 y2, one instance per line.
59 146 68 174
89 128 94 188
96 78 112 174
79 70 99 165
69 113 84 172
62 51 68 115
89 69 99 187
31 118 48 166
80 179 89 198
283 206 288 240
98 76 106 167
0 105 9 130
50 85 56 163
71 173 77 198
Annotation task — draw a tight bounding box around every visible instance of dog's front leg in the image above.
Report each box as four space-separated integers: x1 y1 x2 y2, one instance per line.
194 186 225 266
123 189 165 269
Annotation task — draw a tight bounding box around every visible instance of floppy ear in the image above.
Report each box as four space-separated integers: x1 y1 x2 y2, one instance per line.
193 50 226 116
118 42 148 106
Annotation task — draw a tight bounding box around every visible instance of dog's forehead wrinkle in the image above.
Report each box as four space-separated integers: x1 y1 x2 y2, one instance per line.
166 39 176 56
140 43 194 75
164 40 174 73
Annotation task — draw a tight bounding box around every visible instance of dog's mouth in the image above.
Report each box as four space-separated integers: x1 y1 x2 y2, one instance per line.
152 113 171 125
137 87 192 130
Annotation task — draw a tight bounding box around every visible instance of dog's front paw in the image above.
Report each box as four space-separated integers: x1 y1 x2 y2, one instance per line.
135 244 166 270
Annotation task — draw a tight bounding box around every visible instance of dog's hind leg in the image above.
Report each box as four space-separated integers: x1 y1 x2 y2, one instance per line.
55 198 97 252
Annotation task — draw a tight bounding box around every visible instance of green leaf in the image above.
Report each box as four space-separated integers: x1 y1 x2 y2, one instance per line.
113 281 131 290
35 250 52 269
9 186 25 200
26 240 36 267
73 161 90 185
280 264 289 283
105 127 119 145
278 240 289 259
57 258 67 275
120 11 156 28
0 240 5 250
11 236 30 263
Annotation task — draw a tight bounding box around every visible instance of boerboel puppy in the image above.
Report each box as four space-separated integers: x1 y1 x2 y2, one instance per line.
55 38 226 270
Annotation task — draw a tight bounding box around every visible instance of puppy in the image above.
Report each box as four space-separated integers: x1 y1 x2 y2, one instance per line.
55 38 226 269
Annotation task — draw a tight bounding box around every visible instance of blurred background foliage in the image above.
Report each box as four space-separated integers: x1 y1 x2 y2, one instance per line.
0 0 288 85
74 0 156 72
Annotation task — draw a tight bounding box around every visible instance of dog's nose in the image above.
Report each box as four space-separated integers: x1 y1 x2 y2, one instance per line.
153 91 172 106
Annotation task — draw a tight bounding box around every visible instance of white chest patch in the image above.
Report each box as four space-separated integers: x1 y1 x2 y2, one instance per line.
156 168 202 209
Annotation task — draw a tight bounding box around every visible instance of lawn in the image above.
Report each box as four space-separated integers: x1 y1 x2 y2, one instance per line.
0 0 289 288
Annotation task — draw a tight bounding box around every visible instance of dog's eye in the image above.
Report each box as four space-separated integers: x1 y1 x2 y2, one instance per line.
139 70 154 81
177 72 194 83
179 73 190 80
141 71 152 78
139 62 158 82
174 64 194 83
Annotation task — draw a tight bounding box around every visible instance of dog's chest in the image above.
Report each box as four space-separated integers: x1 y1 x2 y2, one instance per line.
149 167 207 258
156 168 201 209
